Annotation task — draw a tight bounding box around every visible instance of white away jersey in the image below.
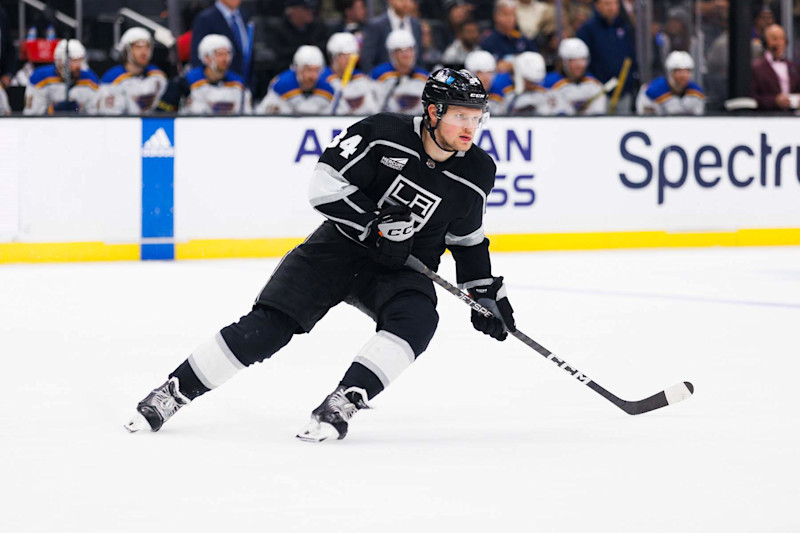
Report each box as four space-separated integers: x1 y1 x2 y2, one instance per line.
23 64 99 115
636 76 705 116
181 66 252 115
97 64 168 115
256 69 334 115
542 72 606 116
370 63 429 115
322 67 378 116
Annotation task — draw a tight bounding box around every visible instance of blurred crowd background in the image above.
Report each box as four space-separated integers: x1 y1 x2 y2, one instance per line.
1 0 799 116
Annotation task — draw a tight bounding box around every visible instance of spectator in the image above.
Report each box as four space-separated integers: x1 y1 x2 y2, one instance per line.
444 0 476 37
97 28 168 115
515 0 555 43
576 0 638 113
507 51 563 115
419 20 443 71
267 0 331 75
464 50 513 116
23 39 98 115
191 0 252 81
480 0 537 74
257 45 334 115
360 0 423 72
323 32 378 115
636 51 705 116
751 24 800 111
183 34 252 115
334 0 368 41
0 4 16 89
751 5 775 58
441 19 483 69
542 37 606 115
371 29 429 114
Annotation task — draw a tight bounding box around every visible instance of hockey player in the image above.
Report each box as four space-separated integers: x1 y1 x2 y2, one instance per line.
323 32 378 115
23 39 99 115
182 34 252 115
97 27 167 115
636 51 705 116
256 45 335 115
125 68 517 442
507 51 565 116
371 29 429 115
464 50 513 116
542 38 606 116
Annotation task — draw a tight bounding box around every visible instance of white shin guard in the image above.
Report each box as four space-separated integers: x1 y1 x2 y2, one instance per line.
353 330 416 388
188 332 245 390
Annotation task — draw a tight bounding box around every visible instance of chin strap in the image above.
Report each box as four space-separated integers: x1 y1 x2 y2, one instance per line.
424 104 457 153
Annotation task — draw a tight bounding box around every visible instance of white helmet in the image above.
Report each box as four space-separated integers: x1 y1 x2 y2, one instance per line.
385 29 415 52
665 50 694 72
198 34 233 65
293 45 325 68
558 38 590 61
118 27 153 60
465 50 497 74
54 39 86 63
327 32 359 57
515 51 546 83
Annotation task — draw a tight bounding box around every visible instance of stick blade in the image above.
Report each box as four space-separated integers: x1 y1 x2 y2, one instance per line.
624 381 694 415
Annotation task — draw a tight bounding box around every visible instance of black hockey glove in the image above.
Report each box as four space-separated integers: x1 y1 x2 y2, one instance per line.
468 277 516 341
362 205 414 270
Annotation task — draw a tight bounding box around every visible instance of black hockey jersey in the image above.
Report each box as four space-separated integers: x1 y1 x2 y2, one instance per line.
309 112 497 284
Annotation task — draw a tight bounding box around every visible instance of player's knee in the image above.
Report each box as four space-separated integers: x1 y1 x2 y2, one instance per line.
220 305 298 366
379 293 439 357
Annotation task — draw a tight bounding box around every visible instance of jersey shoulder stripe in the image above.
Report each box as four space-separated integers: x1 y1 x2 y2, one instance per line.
185 67 207 87
271 70 301 96
542 71 564 89
30 65 59 87
371 62 397 81
645 76 671 101
101 65 127 84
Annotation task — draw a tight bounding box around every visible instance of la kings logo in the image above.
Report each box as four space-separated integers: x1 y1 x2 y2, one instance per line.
378 176 442 231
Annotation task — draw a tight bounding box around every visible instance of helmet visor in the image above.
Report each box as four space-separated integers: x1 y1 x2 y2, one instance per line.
439 107 490 129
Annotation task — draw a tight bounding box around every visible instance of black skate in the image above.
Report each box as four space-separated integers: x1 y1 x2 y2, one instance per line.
124 377 190 433
296 386 370 442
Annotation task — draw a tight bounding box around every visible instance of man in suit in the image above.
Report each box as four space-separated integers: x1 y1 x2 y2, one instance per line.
751 24 800 111
360 0 423 72
191 0 251 82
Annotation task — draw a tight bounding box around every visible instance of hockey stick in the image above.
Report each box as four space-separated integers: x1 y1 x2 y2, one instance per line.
404 255 694 415
608 57 631 115
331 53 359 115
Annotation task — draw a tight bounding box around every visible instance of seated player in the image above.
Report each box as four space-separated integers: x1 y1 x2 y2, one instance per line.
23 39 99 115
182 34 252 115
257 45 335 115
636 51 705 116
507 51 564 116
323 32 378 115
542 38 606 116
370 29 429 115
464 50 513 116
97 27 167 115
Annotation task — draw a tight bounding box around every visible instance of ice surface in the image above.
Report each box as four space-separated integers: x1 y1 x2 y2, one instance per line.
1 247 799 532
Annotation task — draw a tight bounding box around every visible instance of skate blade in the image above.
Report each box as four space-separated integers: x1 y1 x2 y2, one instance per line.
123 411 151 433
296 419 339 442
